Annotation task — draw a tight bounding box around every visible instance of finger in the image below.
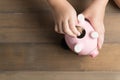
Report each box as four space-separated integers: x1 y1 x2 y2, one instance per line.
55 24 59 33
56 21 63 34
68 18 80 36
63 20 76 37
95 24 105 49
98 35 104 49
95 27 105 49
75 16 79 25
98 32 105 49
58 21 64 34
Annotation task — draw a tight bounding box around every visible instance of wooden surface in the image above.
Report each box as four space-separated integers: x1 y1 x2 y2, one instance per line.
1 0 120 79
0 0 120 73
0 43 120 71
0 71 120 80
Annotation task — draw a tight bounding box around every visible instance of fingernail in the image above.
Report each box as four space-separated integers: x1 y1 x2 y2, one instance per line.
77 32 81 36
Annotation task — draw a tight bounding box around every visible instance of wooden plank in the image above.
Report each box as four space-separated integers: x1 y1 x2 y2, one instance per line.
0 28 62 43
104 13 120 43
0 43 120 71
0 13 120 43
0 0 50 12
107 0 120 13
0 71 120 80
0 13 53 28
0 13 63 43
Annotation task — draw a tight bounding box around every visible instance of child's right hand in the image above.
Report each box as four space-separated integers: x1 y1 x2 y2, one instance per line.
82 0 108 49
48 0 80 37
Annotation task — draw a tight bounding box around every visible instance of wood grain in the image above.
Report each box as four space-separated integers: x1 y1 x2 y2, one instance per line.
0 71 120 80
0 13 120 43
0 43 120 71
0 0 120 72
0 0 49 12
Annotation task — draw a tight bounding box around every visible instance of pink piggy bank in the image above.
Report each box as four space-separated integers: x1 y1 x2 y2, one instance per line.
65 14 99 57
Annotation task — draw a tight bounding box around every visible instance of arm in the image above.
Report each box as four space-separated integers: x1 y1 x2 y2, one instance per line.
47 0 65 8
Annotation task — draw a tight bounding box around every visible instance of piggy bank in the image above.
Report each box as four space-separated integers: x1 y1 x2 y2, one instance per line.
65 14 99 57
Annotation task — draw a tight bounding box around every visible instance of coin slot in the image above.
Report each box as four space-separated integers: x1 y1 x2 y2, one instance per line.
76 26 86 38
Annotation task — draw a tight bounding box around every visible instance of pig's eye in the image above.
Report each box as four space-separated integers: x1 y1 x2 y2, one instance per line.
77 29 86 39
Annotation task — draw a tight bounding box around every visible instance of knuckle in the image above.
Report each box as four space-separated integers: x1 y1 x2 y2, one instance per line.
54 28 58 32
59 30 64 34
64 29 69 34
70 26 75 30
69 26 77 31
64 29 75 36
54 25 58 32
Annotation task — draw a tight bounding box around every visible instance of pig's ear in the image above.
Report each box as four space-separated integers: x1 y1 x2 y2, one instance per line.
78 14 85 23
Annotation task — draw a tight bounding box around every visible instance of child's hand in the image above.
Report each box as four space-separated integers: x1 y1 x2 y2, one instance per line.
82 0 108 49
48 0 80 37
